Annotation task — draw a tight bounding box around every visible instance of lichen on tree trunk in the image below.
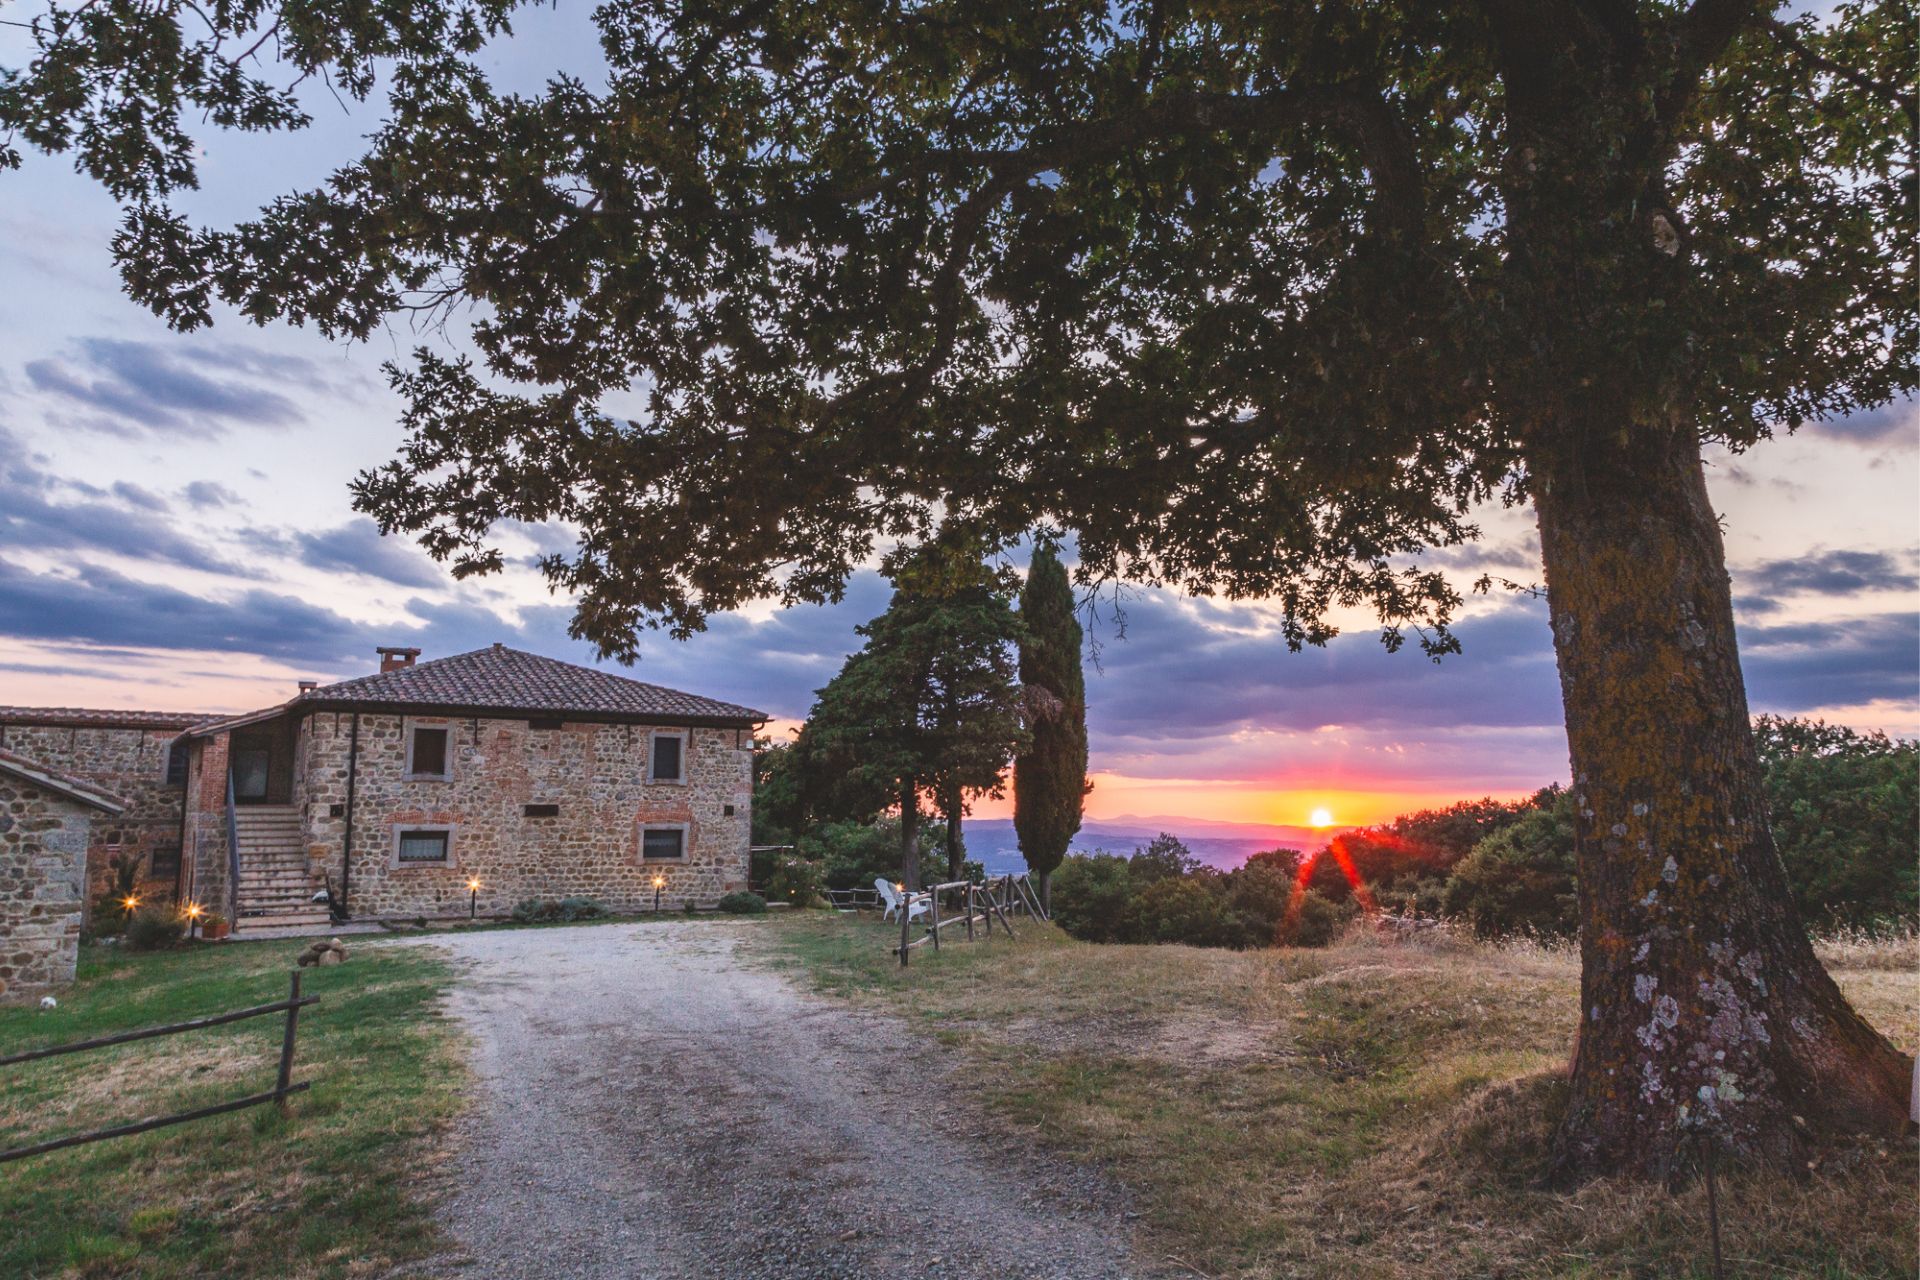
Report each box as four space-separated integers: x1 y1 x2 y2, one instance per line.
1530 420 1911 1180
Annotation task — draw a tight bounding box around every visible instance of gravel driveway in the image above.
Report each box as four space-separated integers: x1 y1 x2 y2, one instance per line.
407 921 1145 1279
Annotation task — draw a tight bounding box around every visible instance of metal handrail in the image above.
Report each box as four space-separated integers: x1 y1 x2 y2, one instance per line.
224 769 240 926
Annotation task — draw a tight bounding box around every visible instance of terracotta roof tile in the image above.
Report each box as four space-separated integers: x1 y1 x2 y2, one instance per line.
0 747 129 813
299 644 765 724
0 706 216 731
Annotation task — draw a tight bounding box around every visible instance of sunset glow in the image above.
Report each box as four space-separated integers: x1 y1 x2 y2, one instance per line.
1309 807 1335 829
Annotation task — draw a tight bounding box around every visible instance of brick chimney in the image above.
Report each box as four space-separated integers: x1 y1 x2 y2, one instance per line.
298 680 318 694
377 646 422 673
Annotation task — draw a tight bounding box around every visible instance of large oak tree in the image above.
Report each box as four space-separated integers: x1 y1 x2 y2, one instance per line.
4 0 1912 1177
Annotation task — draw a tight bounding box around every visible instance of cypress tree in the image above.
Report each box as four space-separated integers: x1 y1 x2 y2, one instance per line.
1014 542 1088 911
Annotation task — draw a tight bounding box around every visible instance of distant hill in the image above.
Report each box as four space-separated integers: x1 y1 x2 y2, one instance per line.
962 816 1350 875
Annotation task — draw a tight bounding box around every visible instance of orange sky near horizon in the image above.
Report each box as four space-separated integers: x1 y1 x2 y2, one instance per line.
964 771 1539 829
751 716 1534 829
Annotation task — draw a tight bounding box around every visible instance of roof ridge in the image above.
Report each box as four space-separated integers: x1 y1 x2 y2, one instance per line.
0 746 130 813
0 704 219 726
292 643 764 723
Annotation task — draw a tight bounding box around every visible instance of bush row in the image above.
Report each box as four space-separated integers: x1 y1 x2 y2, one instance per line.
1051 716 1916 949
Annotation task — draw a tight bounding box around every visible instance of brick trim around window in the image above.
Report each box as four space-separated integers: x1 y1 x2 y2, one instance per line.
647 728 689 785
405 722 453 781
391 823 458 869
637 821 690 862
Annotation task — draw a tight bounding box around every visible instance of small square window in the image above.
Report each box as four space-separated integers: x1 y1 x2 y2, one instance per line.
523 803 560 818
397 830 451 863
723 804 735 817
642 827 685 860
408 726 450 778
150 845 181 877
649 732 684 782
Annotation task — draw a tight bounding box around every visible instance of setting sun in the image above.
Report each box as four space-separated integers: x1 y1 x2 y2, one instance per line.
1309 807 1335 829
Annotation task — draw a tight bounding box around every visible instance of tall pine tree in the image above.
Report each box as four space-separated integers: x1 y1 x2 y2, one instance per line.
802 569 1025 889
1014 542 1088 911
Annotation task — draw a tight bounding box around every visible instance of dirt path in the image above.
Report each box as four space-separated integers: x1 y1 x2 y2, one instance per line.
406 921 1146 1280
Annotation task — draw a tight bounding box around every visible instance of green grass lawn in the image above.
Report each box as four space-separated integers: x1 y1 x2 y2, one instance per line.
764 912 1919 1280
0 939 463 1279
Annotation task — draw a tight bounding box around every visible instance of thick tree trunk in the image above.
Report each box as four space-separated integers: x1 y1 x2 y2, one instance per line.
1530 420 1911 1180
899 777 920 892
944 785 965 882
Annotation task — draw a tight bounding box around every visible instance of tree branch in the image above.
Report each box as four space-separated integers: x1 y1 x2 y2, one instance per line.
1764 15 1918 124
1655 0 1765 126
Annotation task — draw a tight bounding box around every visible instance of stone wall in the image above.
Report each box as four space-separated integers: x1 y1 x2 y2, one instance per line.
0 721 188 913
0 775 91 1000
298 712 753 919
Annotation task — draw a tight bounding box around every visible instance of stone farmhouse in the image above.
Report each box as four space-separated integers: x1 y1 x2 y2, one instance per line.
0 645 764 946
0 749 126 999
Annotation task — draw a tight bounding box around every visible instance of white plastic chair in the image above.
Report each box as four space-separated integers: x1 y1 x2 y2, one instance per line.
875 877 930 923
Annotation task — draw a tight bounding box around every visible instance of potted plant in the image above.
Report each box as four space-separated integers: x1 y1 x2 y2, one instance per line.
200 912 230 941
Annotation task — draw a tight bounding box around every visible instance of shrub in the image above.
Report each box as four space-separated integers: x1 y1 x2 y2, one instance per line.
124 906 187 951
509 897 607 923
87 851 146 936
765 855 826 908
1050 853 1135 942
1225 859 1296 943
801 817 951 891
717 891 768 915
1443 795 1579 938
1756 716 1918 927
1278 889 1359 947
1127 833 1203 886
1125 876 1246 948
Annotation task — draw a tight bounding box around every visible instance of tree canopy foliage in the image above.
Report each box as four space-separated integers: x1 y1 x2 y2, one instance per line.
793 567 1026 883
5 0 1908 653
7 0 1913 1175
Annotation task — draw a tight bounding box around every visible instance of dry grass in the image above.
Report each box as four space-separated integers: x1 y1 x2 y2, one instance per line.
768 913 1918 1280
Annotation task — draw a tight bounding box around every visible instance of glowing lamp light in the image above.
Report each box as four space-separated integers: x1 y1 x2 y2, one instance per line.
466 877 482 920
185 903 203 918
121 895 140 912
1309 807 1335 829
467 877 483 892
651 874 665 913
652 875 666 889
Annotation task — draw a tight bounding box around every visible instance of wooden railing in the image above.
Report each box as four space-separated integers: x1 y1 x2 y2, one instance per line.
895 872 1047 966
0 972 319 1164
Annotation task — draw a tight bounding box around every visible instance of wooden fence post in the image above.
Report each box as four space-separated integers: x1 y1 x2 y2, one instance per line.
899 894 911 966
965 882 976 941
275 970 302 1110
930 887 941 952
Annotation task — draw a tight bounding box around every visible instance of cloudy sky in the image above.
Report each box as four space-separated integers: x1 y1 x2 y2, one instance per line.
2 13 1914 831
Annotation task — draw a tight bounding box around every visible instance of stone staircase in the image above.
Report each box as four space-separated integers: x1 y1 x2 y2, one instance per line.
233 805 331 931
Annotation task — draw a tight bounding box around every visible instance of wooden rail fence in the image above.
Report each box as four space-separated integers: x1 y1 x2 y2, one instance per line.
896 872 1048 965
0 972 319 1164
